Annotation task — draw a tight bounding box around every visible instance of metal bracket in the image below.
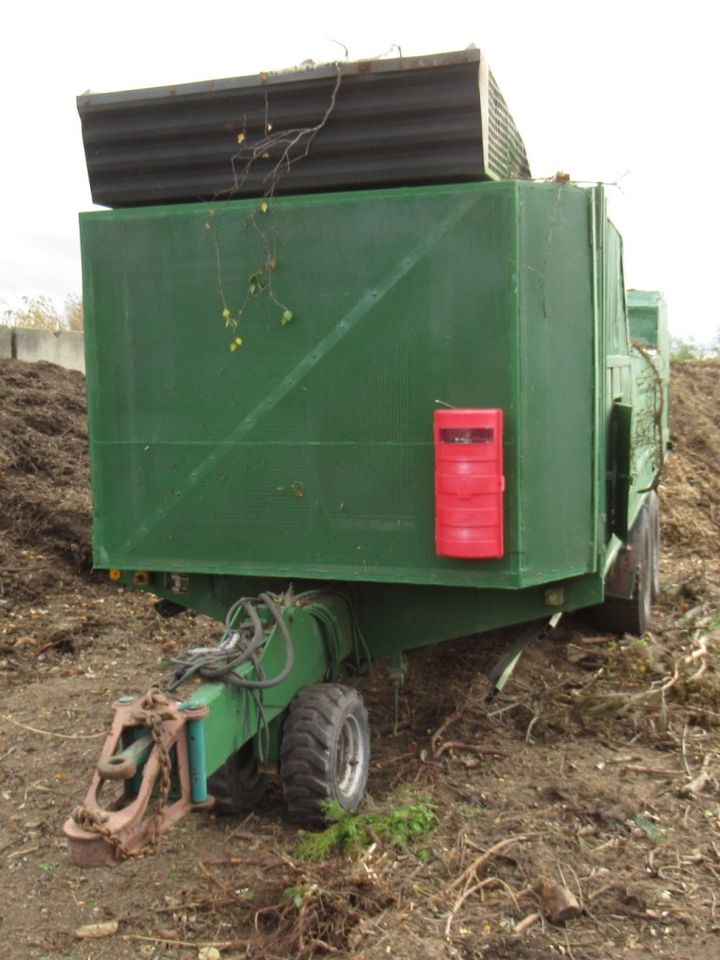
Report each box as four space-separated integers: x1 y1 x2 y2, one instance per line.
486 613 563 700
604 501 649 600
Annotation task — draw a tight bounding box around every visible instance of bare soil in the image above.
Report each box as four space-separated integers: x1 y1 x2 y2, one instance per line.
0 358 718 960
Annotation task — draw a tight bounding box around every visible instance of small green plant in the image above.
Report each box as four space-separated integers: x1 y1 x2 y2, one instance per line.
295 797 437 861
283 883 315 909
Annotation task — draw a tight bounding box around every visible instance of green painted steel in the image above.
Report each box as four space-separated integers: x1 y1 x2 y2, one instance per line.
183 712 209 803
82 181 605 591
181 595 353 776
628 290 669 354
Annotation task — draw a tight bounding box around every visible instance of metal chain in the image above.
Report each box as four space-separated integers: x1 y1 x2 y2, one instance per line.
71 804 135 861
72 688 174 861
143 693 173 856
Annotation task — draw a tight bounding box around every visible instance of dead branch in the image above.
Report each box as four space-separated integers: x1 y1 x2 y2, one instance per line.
0 713 104 739
625 764 680 777
677 753 714 798
447 834 528 893
573 631 711 718
198 859 257 905
430 712 461 756
433 740 507 759
513 911 542 936
444 877 502 939
230 66 342 197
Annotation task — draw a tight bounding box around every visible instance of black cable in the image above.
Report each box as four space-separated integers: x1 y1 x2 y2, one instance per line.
165 592 295 693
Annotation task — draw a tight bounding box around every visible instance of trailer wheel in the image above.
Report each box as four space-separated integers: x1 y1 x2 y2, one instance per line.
596 510 654 636
648 490 661 602
280 683 370 826
208 743 269 814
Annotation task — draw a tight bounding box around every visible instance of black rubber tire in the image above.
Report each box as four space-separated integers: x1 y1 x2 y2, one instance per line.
207 743 269 814
280 683 370 826
648 490 661 603
596 509 653 636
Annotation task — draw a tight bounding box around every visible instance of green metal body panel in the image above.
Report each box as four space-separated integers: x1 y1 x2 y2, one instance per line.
81 180 667 657
83 182 601 591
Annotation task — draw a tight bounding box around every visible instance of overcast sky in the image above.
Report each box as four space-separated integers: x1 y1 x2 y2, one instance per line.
1 0 715 343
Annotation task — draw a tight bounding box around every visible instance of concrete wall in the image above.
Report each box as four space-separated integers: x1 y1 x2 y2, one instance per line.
0 327 85 373
0 325 12 359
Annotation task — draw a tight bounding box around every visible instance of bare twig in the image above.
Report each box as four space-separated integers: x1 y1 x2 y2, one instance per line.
198 859 257 904
513 911 542 936
433 740 507 759
680 722 692 778
430 712 461 756
625 764 680 777
574 632 711 717
0 714 104 739
121 933 246 949
525 713 541 742
445 877 501 939
677 753 714 798
447 835 528 893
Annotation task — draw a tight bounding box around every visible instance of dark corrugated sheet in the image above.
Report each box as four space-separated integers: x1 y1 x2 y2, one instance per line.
78 50 530 208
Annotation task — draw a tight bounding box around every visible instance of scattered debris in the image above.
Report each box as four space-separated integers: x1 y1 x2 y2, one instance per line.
535 875 582 924
74 919 119 939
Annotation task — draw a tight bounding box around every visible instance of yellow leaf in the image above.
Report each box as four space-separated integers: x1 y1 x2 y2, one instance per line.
259 200 269 214
236 131 246 144
222 308 231 320
198 947 221 960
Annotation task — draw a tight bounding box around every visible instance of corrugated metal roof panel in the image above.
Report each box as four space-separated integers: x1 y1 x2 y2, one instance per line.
78 49 530 207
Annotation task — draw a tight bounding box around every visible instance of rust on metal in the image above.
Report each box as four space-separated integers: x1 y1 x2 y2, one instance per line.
63 689 211 867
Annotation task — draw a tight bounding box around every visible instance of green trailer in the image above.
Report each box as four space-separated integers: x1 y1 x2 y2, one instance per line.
65 54 669 865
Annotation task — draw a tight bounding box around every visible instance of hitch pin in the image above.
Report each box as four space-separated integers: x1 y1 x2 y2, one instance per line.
96 733 153 781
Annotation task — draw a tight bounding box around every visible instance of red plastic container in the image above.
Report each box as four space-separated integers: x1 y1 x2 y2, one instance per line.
434 408 505 559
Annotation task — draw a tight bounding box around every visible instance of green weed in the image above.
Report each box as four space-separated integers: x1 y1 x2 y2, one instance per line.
295 798 437 861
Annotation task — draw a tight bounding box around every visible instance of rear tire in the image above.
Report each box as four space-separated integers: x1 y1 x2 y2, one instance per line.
648 490 661 602
596 506 654 636
280 683 370 826
208 743 269 814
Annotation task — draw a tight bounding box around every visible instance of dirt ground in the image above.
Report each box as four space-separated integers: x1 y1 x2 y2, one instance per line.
0 357 718 960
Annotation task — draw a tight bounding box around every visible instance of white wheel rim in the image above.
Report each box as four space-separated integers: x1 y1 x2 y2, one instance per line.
335 714 366 798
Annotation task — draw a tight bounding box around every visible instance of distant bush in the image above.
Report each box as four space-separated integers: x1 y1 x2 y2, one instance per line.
671 332 720 361
3 294 83 331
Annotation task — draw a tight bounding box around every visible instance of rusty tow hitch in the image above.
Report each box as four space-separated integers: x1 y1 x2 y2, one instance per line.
63 688 212 867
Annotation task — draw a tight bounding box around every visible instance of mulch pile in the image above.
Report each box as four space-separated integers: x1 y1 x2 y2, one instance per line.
662 360 720 556
0 360 92 601
0 358 216 666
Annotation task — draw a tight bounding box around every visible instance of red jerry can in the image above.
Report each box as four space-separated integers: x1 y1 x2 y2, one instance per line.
434 409 505 559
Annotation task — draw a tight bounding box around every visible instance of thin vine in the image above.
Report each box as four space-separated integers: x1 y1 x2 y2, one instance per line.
210 64 343 350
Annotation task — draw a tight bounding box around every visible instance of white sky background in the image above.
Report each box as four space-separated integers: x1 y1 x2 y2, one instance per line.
0 0 715 342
